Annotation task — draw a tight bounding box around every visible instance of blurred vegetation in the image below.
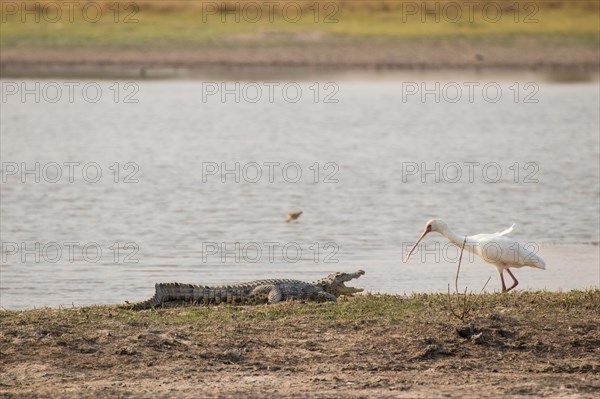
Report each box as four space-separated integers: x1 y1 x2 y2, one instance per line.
1 0 598 51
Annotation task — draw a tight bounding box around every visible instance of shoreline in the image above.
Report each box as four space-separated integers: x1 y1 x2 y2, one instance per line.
2 39 598 79
2 61 598 81
1 244 598 311
2 0 598 79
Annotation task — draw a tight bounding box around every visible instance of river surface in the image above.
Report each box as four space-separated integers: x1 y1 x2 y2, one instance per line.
1 73 599 310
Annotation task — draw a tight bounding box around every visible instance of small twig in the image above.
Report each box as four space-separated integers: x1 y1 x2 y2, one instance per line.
479 277 492 295
447 284 461 319
455 236 467 294
446 236 474 321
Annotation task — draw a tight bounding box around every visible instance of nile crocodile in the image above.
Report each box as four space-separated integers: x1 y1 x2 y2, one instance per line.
124 270 365 310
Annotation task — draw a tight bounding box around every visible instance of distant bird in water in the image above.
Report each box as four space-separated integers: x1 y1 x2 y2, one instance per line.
404 219 545 293
285 211 303 223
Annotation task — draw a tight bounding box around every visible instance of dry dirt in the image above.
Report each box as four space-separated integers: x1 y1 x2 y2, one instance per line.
2 37 598 77
1 292 599 398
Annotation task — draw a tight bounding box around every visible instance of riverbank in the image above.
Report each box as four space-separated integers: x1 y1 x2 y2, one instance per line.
1 1 598 77
1 291 598 398
2 37 598 78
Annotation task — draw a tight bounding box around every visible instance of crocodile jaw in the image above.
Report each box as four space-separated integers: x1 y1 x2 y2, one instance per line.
337 286 364 296
320 269 365 297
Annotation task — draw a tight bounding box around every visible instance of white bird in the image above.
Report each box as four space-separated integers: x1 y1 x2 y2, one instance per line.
404 219 545 293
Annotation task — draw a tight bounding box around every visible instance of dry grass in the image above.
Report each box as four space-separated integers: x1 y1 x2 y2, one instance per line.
1 291 599 398
1 0 598 49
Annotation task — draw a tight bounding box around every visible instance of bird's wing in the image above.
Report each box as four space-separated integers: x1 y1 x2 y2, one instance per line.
477 236 545 269
468 224 515 242
496 223 515 236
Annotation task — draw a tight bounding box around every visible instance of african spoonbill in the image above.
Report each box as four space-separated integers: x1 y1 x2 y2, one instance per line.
404 219 546 292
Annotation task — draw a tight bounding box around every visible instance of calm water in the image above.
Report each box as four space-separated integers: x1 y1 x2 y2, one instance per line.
1 74 599 310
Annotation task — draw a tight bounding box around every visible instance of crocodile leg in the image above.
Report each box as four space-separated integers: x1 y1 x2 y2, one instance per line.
267 286 283 304
317 291 337 302
249 285 275 304
248 285 285 304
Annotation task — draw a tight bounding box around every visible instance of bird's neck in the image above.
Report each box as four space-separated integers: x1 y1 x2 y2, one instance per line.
438 226 466 248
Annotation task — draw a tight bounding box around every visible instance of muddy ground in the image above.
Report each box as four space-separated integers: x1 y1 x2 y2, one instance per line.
1 292 599 398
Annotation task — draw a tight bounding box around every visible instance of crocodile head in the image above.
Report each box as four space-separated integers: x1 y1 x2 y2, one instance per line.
315 270 365 297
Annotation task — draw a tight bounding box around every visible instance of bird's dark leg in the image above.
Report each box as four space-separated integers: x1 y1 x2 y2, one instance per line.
499 271 507 293
506 269 519 292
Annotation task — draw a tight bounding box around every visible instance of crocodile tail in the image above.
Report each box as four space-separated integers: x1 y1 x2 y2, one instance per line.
123 283 165 310
124 283 199 310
